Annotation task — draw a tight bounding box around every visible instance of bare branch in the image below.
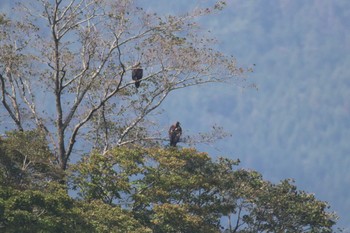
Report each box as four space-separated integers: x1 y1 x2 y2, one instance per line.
0 0 248 170
17 77 57 153
117 87 171 145
101 103 109 153
62 36 120 131
57 0 77 23
0 73 23 131
65 35 128 161
116 137 169 147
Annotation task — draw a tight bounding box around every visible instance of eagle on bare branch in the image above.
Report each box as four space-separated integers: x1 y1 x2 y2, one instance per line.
169 122 182 147
132 62 143 88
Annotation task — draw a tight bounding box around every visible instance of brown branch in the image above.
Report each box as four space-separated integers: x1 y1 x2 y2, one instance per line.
101 103 109 153
116 136 169 147
18 78 57 153
65 37 126 163
62 36 120 131
117 87 171 145
0 73 23 131
233 205 243 232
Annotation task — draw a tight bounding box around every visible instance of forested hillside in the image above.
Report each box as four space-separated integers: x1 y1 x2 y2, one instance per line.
156 0 350 229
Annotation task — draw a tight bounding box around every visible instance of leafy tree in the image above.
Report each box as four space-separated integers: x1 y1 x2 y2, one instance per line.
0 183 88 233
239 179 336 232
76 200 151 233
0 130 339 232
0 0 244 170
71 147 337 232
0 130 63 189
0 182 151 233
0 131 151 233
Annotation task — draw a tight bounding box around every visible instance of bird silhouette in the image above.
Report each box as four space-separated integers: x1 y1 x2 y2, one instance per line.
169 122 182 147
132 62 143 88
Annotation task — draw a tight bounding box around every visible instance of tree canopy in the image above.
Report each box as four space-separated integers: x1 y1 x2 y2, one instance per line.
0 131 337 232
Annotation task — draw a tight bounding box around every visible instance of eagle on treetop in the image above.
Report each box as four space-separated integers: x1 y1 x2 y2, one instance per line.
132 62 143 88
169 122 182 147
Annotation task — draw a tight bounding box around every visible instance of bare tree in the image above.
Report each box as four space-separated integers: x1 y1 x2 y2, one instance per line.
0 0 246 170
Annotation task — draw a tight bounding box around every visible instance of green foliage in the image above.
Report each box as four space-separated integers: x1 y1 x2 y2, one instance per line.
0 183 91 233
70 147 146 204
0 130 150 232
0 130 63 190
0 130 338 232
0 183 151 233
242 179 336 232
76 200 151 233
71 147 337 232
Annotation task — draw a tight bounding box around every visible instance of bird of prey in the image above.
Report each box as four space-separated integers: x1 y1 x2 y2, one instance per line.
132 62 143 88
169 122 182 147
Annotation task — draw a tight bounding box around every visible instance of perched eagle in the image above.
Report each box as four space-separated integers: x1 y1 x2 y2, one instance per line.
132 62 143 88
169 122 182 147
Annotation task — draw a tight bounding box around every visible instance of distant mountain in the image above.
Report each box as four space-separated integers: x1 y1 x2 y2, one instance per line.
152 0 350 230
